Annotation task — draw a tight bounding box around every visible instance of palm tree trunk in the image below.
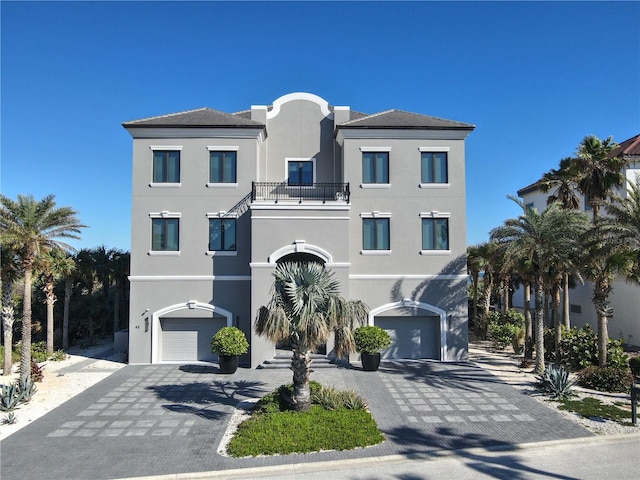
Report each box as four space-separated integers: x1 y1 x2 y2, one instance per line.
472 275 479 325
534 277 545 374
594 276 610 367
562 273 570 328
553 284 562 359
2 280 15 375
524 282 533 361
63 277 72 350
46 294 55 355
20 267 33 384
113 286 121 334
291 346 312 411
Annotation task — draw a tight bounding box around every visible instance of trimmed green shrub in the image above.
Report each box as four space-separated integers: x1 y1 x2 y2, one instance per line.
629 356 640 378
578 366 633 393
210 327 249 356
486 309 524 350
354 326 391 354
30 341 49 363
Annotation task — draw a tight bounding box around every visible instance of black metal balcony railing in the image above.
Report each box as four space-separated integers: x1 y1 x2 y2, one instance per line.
251 182 350 204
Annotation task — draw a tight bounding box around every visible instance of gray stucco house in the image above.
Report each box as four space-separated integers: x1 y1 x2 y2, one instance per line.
123 92 475 367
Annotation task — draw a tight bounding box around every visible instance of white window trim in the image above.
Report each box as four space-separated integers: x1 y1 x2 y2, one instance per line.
148 212 181 255
285 157 316 185
419 183 449 189
149 182 181 188
420 212 450 254
360 249 392 256
206 183 238 188
149 145 183 151
418 147 450 152
206 251 238 257
206 211 239 219
206 146 239 151
360 211 392 218
361 183 391 189
359 147 392 152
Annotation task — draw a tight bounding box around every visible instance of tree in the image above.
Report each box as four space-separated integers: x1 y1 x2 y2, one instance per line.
1 248 20 375
491 198 589 373
573 135 627 220
62 255 78 350
255 262 368 411
111 251 130 334
466 244 484 327
36 248 75 354
0 194 85 383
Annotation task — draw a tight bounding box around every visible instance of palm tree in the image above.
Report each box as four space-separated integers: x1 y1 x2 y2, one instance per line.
255 262 368 411
1 248 21 375
466 244 484 327
573 135 627 220
62 255 78 350
36 248 75 354
0 194 85 383
491 197 589 373
111 250 130 334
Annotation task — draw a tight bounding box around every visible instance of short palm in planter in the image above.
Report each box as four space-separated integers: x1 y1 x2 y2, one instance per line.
354 326 391 371
211 327 249 374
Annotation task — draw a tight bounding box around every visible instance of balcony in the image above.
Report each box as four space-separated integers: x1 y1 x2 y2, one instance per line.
251 182 350 204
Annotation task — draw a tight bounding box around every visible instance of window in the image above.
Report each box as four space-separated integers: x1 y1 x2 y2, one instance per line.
209 218 236 251
421 152 448 183
152 218 179 251
153 151 180 183
362 152 389 184
363 218 390 250
288 160 314 186
209 151 237 183
570 304 582 314
422 218 449 250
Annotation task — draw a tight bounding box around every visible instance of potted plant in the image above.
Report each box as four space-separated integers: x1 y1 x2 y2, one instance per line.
354 325 391 371
211 327 249 374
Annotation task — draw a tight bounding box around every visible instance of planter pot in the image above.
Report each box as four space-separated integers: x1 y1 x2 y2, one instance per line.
218 355 239 374
361 352 381 372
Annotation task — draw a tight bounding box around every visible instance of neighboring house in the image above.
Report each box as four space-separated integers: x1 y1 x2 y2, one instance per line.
123 92 475 367
516 133 640 347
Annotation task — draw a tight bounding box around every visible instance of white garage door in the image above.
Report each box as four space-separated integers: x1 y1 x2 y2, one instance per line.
375 315 439 360
160 317 226 362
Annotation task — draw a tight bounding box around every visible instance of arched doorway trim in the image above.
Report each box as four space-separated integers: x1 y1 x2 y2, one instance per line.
151 301 233 363
268 240 333 264
368 298 448 361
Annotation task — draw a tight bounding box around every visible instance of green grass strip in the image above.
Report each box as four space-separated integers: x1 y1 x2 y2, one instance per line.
227 406 384 457
558 397 631 424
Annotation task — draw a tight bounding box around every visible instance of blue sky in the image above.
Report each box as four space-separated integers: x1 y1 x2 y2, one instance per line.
2 1 639 252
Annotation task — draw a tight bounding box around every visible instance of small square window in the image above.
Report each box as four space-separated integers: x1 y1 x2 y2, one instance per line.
210 151 237 183
422 218 449 250
363 218 390 250
209 218 236 251
152 218 179 251
363 152 389 184
288 161 314 186
421 152 448 183
153 151 180 183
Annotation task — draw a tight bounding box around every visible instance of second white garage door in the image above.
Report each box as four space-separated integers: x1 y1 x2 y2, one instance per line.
160 317 226 362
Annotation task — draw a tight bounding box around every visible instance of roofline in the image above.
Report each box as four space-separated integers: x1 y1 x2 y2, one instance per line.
336 124 475 131
122 123 265 129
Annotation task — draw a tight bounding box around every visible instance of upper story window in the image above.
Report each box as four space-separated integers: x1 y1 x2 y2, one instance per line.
152 150 180 183
151 217 180 252
363 217 390 251
421 152 448 183
209 151 237 183
362 152 389 184
288 160 314 186
422 217 449 251
209 218 237 252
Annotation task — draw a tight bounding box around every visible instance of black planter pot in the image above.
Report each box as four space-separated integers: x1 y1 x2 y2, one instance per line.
361 352 381 371
218 355 239 374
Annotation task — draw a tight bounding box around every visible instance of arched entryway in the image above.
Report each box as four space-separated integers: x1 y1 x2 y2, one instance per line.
151 301 232 363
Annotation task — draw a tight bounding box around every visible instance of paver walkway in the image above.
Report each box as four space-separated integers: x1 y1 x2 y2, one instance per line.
0 360 592 480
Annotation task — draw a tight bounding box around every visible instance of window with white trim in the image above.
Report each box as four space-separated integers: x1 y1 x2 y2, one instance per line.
422 217 449 250
209 151 237 183
363 217 390 250
421 152 448 183
152 218 179 251
209 218 237 251
287 160 314 186
152 150 180 183
362 151 389 184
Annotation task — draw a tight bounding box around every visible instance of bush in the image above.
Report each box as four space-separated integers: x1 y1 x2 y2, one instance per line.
30 341 49 363
629 356 640 378
257 381 323 413
0 345 21 368
546 324 629 371
354 326 391 354
578 366 633 393
210 327 249 356
486 309 524 350
312 386 368 411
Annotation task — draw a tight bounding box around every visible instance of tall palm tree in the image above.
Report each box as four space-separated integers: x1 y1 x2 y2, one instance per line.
466 244 485 327
0 194 85 383
111 251 130 334
573 135 627 220
62 254 78 350
255 262 368 411
1 248 21 375
491 197 588 373
36 248 76 354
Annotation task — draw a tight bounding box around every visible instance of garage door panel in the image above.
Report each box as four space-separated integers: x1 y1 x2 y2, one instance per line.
160 317 226 362
375 316 439 360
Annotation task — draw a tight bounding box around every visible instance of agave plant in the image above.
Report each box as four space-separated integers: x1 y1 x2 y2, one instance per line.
0 383 22 412
537 363 577 400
